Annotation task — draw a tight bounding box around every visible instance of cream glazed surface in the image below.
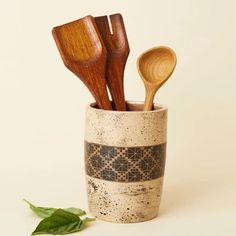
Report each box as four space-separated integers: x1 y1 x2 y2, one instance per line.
85 102 167 147
86 176 163 223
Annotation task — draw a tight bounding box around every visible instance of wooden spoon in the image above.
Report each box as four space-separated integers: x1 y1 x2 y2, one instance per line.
95 14 130 111
52 15 112 110
137 46 177 111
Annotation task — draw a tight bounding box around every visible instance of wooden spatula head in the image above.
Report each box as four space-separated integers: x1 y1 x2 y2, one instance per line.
52 15 112 110
95 14 129 52
52 16 103 66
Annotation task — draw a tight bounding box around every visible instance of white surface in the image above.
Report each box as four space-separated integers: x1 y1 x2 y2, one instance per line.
0 0 236 235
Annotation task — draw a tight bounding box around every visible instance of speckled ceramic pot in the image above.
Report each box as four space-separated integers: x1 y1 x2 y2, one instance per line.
84 101 167 223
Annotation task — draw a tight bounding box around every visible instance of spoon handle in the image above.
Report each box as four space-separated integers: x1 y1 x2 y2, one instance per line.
143 88 156 111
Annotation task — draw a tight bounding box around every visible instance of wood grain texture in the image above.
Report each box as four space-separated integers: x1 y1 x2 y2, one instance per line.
52 15 112 110
95 14 130 111
137 46 177 111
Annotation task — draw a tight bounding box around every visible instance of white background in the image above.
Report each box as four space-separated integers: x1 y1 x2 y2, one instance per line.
1 0 236 235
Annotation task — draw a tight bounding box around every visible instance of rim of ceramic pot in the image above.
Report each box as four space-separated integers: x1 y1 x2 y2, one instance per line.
87 100 167 113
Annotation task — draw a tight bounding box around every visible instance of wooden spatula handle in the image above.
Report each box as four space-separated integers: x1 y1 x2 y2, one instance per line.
92 83 113 110
69 63 112 110
106 61 126 110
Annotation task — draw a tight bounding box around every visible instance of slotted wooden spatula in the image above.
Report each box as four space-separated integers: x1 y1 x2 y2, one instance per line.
52 15 112 110
95 13 130 111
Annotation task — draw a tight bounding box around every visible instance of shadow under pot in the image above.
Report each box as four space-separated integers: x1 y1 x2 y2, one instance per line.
84 101 167 223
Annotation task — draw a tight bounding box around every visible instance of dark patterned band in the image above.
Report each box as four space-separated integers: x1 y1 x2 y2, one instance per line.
85 141 166 182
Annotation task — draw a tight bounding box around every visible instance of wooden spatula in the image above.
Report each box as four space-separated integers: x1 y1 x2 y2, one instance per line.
95 13 130 111
52 15 112 110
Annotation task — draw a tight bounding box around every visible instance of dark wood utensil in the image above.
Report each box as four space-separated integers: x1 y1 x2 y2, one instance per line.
52 15 113 110
95 13 130 111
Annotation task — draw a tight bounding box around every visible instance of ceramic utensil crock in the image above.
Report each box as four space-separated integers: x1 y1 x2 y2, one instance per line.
84 101 167 223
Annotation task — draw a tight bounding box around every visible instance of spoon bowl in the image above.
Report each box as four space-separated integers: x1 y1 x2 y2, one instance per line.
137 46 177 111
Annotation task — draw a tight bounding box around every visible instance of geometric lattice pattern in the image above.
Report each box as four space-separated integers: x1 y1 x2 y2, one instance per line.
85 141 166 182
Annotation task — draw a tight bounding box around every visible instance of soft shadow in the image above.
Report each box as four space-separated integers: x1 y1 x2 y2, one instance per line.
158 167 232 217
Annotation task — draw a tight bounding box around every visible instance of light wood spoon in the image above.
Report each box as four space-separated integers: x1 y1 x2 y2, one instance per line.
137 46 177 111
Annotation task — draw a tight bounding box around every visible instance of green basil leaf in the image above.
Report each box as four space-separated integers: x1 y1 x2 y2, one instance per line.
32 209 95 235
63 207 86 216
24 199 86 218
24 199 56 218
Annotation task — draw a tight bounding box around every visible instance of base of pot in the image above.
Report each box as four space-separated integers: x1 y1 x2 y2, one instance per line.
86 175 163 223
